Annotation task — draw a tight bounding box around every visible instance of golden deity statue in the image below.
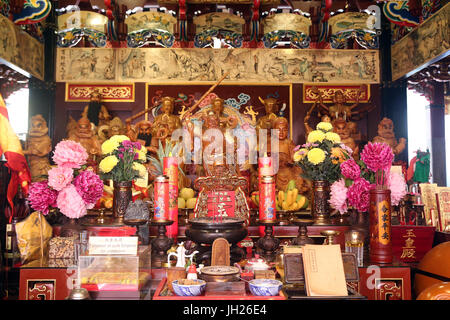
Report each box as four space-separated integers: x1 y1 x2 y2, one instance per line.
98 116 125 143
201 97 238 130
373 117 407 156
23 115 52 181
68 117 102 161
256 97 279 132
333 119 359 160
272 117 309 194
151 96 182 141
315 87 364 122
81 90 111 127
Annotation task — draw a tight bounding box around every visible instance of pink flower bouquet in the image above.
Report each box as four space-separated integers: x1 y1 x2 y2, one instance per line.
329 142 405 213
28 140 103 219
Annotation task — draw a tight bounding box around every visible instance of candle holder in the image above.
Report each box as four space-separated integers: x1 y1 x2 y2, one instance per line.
256 220 280 263
291 218 314 246
96 208 110 225
124 219 148 244
150 219 174 267
321 230 340 245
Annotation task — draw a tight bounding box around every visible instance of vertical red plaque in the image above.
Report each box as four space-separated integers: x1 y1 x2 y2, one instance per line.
369 189 393 264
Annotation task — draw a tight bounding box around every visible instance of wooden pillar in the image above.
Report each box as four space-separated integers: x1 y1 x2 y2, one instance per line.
429 82 446 186
28 0 57 141
379 7 408 163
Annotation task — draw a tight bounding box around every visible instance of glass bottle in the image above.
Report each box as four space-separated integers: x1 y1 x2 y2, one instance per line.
345 230 364 267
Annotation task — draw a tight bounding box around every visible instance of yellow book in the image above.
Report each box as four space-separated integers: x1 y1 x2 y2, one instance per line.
301 244 348 297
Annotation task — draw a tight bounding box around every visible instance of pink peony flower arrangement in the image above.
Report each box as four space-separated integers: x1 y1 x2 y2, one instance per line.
27 181 58 215
52 140 89 169
329 179 348 214
329 142 404 213
28 140 103 219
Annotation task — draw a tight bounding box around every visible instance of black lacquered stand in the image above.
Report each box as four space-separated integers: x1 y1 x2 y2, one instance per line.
256 220 280 263
150 219 174 267
291 218 314 246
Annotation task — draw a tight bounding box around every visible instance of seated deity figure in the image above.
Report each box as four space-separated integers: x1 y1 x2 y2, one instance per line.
204 97 238 130
68 117 102 162
271 117 309 194
23 115 52 181
81 90 111 127
333 119 359 160
151 96 182 145
373 117 407 156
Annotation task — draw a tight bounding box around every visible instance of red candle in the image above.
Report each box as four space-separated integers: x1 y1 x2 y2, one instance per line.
153 175 169 221
258 156 274 235
258 155 273 177
259 176 276 222
163 156 178 240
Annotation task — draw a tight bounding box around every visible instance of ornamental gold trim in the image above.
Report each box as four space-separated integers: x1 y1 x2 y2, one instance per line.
65 83 135 102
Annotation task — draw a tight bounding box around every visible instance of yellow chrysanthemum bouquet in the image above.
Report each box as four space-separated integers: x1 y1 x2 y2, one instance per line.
293 122 350 182
98 135 148 182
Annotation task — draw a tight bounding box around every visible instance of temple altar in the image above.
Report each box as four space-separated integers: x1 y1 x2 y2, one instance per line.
0 0 449 307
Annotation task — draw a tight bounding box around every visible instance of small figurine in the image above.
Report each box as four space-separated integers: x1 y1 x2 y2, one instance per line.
23 114 52 181
372 117 407 156
333 119 359 160
81 90 111 127
68 117 102 161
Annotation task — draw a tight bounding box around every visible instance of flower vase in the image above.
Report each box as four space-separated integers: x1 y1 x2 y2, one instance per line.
369 188 393 264
311 180 331 225
113 181 132 224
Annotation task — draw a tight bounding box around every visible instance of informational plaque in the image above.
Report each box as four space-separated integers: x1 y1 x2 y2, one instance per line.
88 236 138 255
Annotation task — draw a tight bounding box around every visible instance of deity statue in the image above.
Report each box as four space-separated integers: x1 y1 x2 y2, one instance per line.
201 97 238 130
151 96 182 141
304 101 332 137
68 117 102 161
272 117 309 194
81 90 111 127
23 115 52 181
333 119 359 160
66 116 77 139
315 87 364 122
201 110 237 177
98 116 125 143
312 86 376 142
126 119 155 151
372 117 407 156
256 97 279 132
